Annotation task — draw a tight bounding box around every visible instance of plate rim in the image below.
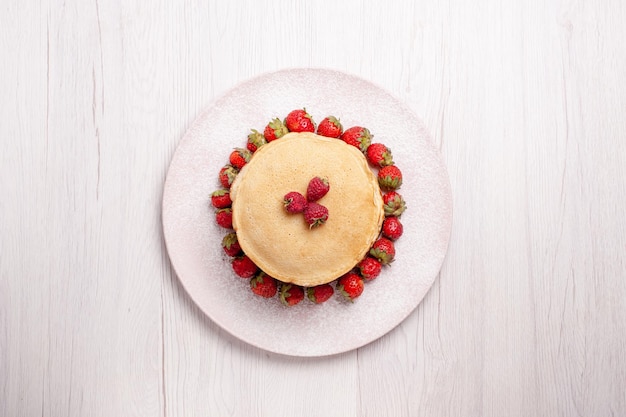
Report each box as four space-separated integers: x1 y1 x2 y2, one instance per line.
162 67 453 357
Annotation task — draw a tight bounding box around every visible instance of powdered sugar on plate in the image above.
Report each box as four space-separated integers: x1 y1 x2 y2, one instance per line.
162 68 452 357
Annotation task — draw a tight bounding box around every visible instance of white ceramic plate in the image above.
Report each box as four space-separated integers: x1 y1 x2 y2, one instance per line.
162 68 452 357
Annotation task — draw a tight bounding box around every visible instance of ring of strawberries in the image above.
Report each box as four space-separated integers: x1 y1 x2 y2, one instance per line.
211 108 407 305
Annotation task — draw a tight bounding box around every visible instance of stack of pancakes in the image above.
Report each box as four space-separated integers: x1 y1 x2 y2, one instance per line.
230 132 384 287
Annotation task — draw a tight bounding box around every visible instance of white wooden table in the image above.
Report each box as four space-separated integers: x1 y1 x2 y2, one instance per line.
2 1 625 416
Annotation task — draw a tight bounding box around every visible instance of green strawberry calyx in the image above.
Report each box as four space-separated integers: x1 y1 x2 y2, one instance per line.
222 232 238 249
384 196 406 216
269 118 289 138
248 129 267 148
369 247 393 265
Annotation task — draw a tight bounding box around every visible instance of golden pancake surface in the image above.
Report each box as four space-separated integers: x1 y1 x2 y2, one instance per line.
230 132 384 287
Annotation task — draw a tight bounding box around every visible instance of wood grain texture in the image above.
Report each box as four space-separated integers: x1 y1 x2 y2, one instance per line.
1 0 625 416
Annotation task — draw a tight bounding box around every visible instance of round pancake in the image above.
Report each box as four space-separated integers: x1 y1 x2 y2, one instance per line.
230 132 384 287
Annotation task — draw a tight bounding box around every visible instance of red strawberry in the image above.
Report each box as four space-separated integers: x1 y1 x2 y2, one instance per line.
382 191 407 216
303 202 329 228
264 118 289 141
284 108 315 133
337 272 364 301
366 143 393 167
211 189 232 209
283 191 307 213
369 237 395 265
247 129 267 152
250 272 278 298
221 232 242 257
341 126 372 152
307 284 334 303
215 208 233 229
232 255 258 278
306 176 330 202
280 284 305 306
218 164 239 189
229 148 252 170
316 116 343 138
382 216 403 240
357 256 382 281
378 165 403 191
